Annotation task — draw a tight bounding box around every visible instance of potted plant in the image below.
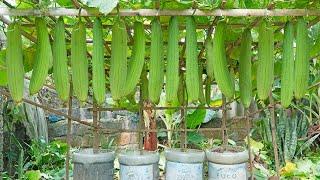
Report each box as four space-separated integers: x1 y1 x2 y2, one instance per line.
118 150 159 179
165 148 205 179
73 148 115 180
206 145 249 180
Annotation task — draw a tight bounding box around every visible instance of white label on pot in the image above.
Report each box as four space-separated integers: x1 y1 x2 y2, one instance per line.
208 162 247 180
165 161 203 180
120 164 153 180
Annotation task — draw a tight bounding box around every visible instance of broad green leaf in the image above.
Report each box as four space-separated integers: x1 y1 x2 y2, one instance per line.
245 138 264 153
15 1 34 8
225 0 239 9
186 108 206 129
195 16 211 25
310 23 320 58
197 0 222 9
274 60 282 78
0 50 6 69
25 170 41 180
23 46 36 72
0 50 7 86
161 0 193 10
229 45 241 60
187 131 207 148
0 71 7 86
295 159 313 174
56 0 74 7
81 0 119 14
0 47 35 73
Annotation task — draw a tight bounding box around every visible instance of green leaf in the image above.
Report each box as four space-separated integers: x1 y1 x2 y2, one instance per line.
161 0 193 10
225 0 239 9
187 131 207 148
295 159 314 174
186 107 206 129
246 138 264 153
23 46 36 72
56 0 74 7
81 0 119 14
15 1 34 8
0 69 7 86
274 60 282 78
197 0 222 9
310 23 320 58
25 170 41 180
0 50 7 86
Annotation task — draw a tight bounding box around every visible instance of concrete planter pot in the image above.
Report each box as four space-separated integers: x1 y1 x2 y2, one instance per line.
165 148 205 180
73 148 115 180
118 150 159 180
206 146 249 180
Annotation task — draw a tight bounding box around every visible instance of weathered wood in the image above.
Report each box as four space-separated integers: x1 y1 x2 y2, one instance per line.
0 8 319 17
65 85 72 180
269 93 280 178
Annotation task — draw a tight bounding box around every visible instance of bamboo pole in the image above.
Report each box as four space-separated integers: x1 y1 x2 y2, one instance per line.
0 90 94 127
98 127 245 133
90 105 223 111
0 8 320 17
19 22 287 29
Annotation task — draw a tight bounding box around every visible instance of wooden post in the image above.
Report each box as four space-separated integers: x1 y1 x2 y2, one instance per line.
65 85 72 180
269 93 280 178
92 102 99 153
180 106 187 149
143 101 157 151
138 88 144 151
221 95 228 147
245 108 253 180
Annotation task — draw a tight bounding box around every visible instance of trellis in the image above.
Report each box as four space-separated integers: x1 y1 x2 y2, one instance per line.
0 6 320 180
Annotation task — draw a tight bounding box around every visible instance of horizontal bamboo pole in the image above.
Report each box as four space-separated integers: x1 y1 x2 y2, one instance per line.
97 127 247 133
20 22 286 29
0 8 320 17
90 105 223 112
0 89 94 128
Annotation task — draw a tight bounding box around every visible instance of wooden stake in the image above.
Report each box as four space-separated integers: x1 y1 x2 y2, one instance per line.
269 93 280 178
245 108 254 180
65 85 72 180
92 103 99 153
222 95 228 147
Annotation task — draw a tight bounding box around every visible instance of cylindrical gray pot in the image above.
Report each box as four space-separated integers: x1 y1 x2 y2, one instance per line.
165 148 205 180
73 148 115 180
206 146 249 180
118 150 159 180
